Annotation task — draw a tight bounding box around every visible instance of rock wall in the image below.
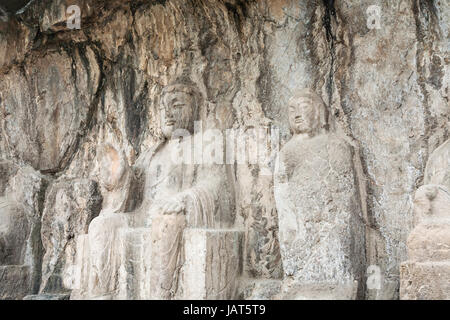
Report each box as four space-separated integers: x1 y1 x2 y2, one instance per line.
0 0 448 299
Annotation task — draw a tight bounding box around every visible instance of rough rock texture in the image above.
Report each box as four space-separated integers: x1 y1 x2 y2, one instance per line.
0 161 47 299
0 46 100 172
0 266 31 300
275 133 366 299
0 0 448 300
39 178 102 294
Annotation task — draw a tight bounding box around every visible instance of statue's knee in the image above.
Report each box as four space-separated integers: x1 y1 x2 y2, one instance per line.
90 213 127 230
88 214 128 246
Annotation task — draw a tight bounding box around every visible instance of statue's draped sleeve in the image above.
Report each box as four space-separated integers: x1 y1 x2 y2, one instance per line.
182 162 235 229
273 151 298 240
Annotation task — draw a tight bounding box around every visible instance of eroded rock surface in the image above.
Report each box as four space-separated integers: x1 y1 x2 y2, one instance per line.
40 178 102 294
0 161 47 299
274 89 366 299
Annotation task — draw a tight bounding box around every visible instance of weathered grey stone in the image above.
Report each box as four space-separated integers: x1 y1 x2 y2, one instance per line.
0 266 31 300
0 164 47 299
0 18 35 72
400 262 450 300
274 89 366 299
73 81 238 300
71 142 135 299
0 160 18 195
87 213 128 299
68 234 89 300
116 227 152 300
150 214 186 300
39 178 102 294
0 46 100 172
331 1 449 299
0 265 34 300
424 139 450 190
239 279 282 300
23 293 70 300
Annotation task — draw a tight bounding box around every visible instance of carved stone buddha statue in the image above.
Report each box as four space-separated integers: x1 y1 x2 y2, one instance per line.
76 79 238 300
274 89 366 299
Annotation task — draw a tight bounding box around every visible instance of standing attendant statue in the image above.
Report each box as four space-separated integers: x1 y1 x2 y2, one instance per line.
274 89 366 299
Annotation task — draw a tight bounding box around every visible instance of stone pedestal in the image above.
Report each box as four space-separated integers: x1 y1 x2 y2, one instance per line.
400 216 450 300
183 229 243 299
69 235 90 300
116 226 243 300
150 215 186 299
116 227 152 300
72 225 243 300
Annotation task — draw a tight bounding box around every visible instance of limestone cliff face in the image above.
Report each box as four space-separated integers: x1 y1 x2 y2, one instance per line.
0 0 448 300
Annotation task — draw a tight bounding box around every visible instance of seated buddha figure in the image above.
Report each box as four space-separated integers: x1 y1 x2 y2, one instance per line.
83 79 235 300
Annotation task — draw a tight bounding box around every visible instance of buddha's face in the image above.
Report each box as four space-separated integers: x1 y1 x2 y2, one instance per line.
288 96 317 135
160 90 195 139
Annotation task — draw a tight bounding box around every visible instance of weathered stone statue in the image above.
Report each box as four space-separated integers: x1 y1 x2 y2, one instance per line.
133 81 234 229
75 80 240 300
274 89 366 299
132 80 238 299
400 139 450 299
72 144 134 299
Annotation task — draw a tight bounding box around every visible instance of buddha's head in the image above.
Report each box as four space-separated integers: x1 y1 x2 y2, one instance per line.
160 81 201 139
288 89 327 136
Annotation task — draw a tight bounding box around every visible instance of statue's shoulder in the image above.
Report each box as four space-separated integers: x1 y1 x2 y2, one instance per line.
135 141 166 168
326 132 353 150
306 133 354 165
283 132 351 151
322 134 356 170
